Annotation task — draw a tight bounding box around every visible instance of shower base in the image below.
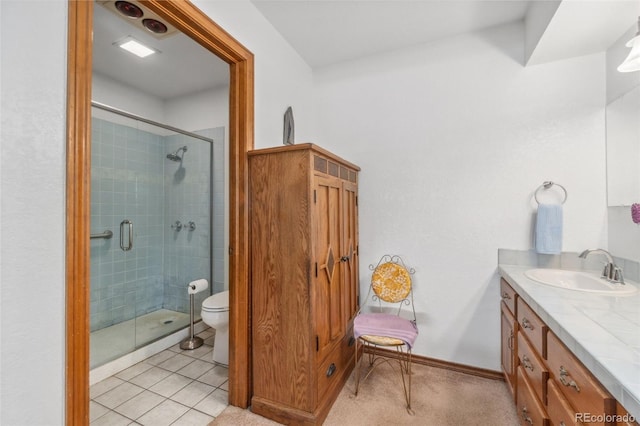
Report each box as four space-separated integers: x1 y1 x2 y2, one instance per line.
90 309 195 369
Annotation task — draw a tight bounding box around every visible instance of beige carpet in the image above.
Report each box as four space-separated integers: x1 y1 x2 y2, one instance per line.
211 361 519 425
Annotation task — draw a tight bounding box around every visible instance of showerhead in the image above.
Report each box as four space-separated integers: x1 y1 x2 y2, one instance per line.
166 146 188 162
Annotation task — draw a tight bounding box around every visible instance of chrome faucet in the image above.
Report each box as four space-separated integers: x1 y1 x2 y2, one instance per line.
578 249 624 284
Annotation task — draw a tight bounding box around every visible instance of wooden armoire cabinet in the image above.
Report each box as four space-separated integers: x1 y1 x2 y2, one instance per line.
249 144 360 425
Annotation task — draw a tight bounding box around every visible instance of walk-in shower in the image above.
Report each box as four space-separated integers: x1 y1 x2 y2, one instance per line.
89 102 225 369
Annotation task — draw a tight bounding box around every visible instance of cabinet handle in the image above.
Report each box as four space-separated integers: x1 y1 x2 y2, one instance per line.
560 422 566 426
521 318 534 330
507 331 514 350
501 292 511 300
340 255 350 262
521 407 533 425
559 366 581 392
326 363 336 377
522 355 534 372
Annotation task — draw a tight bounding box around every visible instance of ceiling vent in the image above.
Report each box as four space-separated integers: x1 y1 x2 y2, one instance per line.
97 0 179 39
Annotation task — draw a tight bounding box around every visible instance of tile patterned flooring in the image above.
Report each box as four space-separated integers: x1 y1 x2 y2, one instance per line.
90 328 228 426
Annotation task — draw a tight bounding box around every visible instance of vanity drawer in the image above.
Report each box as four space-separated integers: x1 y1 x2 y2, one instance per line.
518 331 548 405
547 378 583 426
500 278 517 315
517 367 549 426
546 331 615 426
517 298 548 358
615 402 639 426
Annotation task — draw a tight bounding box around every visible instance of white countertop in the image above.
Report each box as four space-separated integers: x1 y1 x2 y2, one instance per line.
499 264 640 420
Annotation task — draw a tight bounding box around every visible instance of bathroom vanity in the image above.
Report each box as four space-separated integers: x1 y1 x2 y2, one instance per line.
249 144 360 425
499 262 639 426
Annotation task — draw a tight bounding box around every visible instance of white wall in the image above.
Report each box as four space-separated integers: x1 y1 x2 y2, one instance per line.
0 0 314 423
93 73 166 124
0 1 67 425
192 0 315 147
314 22 607 370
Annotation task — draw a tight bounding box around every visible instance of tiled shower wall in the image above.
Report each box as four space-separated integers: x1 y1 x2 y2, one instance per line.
90 115 224 332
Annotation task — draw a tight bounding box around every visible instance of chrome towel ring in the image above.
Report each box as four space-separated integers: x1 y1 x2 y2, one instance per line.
534 181 567 204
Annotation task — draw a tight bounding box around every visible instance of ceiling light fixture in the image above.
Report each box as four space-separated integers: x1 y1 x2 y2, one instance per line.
115 36 158 58
618 17 640 73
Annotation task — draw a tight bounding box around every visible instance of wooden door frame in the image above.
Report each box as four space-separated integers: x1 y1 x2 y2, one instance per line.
66 1 254 424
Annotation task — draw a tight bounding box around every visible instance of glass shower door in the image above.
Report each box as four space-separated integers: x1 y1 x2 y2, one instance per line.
89 105 213 369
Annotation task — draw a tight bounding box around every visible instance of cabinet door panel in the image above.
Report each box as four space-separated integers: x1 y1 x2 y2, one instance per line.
314 176 344 361
501 302 517 397
341 181 359 323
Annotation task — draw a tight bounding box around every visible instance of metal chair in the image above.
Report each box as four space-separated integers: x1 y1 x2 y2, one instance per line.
353 254 418 414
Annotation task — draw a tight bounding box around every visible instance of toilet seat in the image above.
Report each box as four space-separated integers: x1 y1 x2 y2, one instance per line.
202 290 229 312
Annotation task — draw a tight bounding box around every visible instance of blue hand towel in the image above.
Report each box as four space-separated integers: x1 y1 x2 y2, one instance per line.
535 203 563 254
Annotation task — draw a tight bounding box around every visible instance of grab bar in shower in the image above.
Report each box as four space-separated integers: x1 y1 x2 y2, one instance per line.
90 230 113 240
120 219 133 251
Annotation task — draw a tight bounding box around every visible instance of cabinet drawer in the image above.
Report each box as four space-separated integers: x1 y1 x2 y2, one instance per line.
517 367 549 426
318 326 356 401
547 331 615 426
501 278 518 315
518 331 548 405
616 402 639 426
547 378 583 426
517 298 547 358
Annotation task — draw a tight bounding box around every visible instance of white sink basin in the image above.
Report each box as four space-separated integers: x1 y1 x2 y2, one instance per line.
524 269 637 295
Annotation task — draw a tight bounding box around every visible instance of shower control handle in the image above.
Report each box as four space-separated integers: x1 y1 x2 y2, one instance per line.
187 221 196 231
120 219 133 251
171 221 183 231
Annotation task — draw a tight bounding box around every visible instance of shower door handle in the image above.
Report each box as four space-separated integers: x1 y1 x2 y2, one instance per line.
120 219 133 251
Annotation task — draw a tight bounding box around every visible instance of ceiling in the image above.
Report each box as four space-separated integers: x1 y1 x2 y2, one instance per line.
251 0 532 68
92 0 640 101
92 1 229 101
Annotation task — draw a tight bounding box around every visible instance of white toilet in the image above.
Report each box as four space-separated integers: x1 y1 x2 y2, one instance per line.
200 290 229 365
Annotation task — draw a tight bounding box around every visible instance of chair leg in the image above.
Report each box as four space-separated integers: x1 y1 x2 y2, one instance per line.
354 337 360 396
398 346 414 415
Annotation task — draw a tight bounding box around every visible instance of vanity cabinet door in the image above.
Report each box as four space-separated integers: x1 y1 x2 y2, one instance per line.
501 302 517 397
547 331 615 426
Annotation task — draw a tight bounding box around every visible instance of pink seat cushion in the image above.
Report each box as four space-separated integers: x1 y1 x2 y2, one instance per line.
354 313 418 349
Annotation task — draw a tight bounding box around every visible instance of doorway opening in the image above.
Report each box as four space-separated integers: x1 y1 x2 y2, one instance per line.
66 1 254 423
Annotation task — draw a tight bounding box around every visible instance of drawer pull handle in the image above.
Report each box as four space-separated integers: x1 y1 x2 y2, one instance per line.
521 318 534 330
326 363 336 377
559 366 581 392
501 292 511 300
521 407 533 425
522 355 534 372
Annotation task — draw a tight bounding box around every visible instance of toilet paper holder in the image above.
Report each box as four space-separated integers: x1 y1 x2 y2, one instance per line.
180 280 207 350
